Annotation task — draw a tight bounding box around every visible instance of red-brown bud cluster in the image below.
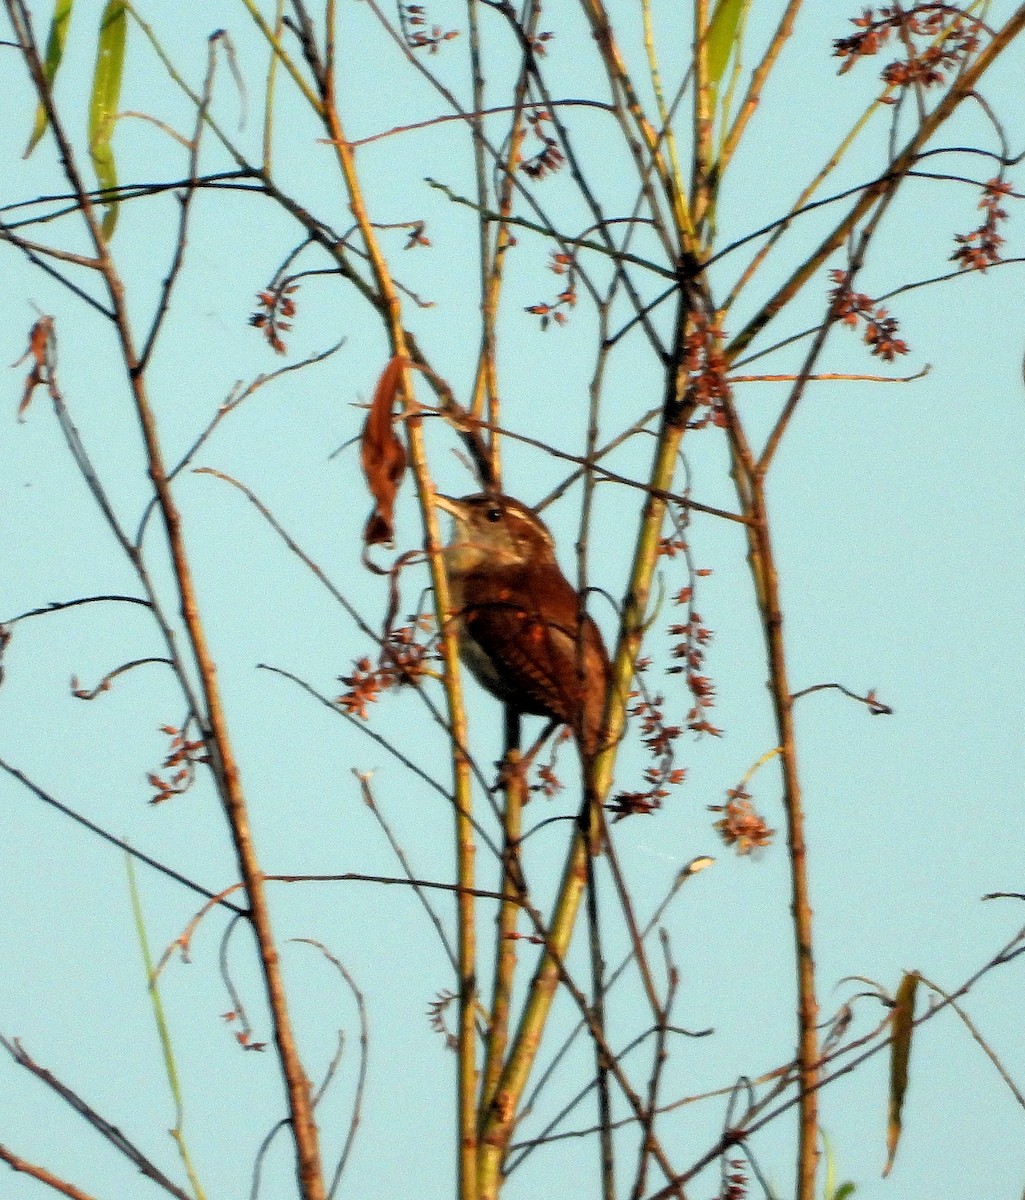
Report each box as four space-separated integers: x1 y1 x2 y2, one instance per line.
834 5 982 91
952 177 1013 272
337 620 438 720
828 270 909 361
709 786 775 855
148 724 209 805
250 282 298 355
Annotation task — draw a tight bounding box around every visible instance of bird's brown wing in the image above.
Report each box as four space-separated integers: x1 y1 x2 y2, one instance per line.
461 562 610 754
461 601 573 718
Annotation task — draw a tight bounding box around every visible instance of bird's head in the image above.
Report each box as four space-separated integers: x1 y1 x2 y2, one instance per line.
434 492 556 572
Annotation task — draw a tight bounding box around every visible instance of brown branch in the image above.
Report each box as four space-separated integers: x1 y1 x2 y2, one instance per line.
344 98 615 148
424 177 676 280
259 666 506 860
727 367 930 384
3 8 326 1194
725 3 1025 364
289 939 371 1196
586 849 617 1200
264 873 513 899
791 682 893 716
0 1145 99 1200
419 405 750 525
916 973 1025 1111
0 228 99 267
352 770 458 971
629 930 679 1200
136 31 213 373
0 1036 192 1200
490 892 689 1198
734 462 820 1196
718 0 804 171
509 857 713 1170
648 922 1025 1198
0 755 247 913
70 656 173 699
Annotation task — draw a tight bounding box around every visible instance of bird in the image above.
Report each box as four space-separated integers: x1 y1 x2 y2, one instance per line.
433 492 611 760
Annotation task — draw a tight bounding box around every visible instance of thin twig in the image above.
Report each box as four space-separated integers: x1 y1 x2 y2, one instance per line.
0 756 247 914
0 1036 192 1200
352 770 458 970
289 940 371 1198
0 1145 99 1200
3 595 151 624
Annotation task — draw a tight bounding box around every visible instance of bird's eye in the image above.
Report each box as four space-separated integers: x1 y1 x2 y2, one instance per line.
485 507 502 523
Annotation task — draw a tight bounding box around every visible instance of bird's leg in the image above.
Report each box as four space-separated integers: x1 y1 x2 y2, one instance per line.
497 705 528 894
519 718 559 787
494 716 559 799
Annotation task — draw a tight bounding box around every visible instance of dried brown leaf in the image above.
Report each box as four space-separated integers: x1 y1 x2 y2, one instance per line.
360 356 409 547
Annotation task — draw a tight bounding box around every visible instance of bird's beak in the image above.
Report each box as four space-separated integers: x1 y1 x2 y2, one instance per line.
433 493 467 520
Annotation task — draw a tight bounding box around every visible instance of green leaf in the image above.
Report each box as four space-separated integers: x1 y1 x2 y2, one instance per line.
706 0 746 89
88 0 127 238
821 1129 837 1200
883 971 918 1176
24 0 75 158
820 1129 857 1200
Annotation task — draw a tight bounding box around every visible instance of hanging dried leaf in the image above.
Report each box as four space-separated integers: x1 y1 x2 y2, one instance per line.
883 971 918 1176
11 316 57 420
360 355 409 547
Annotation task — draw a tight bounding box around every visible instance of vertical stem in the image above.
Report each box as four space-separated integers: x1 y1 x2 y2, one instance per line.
747 477 818 1199
577 0 694 249
454 744 479 1200
641 0 686 209
318 73 480 1200
476 826 588 1200
583 306 614 1197
691 0 712 233
481 709 524 1116
261 0 284 172
477 305 694 1197
586 854 616 1200
468 0 537 475
4 4 326 1194
465 0 492 425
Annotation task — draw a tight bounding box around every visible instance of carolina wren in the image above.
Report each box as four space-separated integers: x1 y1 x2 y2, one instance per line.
434 492 610 759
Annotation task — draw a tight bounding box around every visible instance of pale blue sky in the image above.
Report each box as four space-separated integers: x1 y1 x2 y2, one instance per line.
2 4 1024 1199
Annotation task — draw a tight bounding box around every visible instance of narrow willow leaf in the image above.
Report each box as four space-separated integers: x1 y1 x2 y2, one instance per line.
820 1133 858 1200
883 972 918 1176
706 0 745 89
821 1129 837 1200
24 0 75 158
88 0 127 238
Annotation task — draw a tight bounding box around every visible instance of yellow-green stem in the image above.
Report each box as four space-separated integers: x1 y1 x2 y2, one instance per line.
480 744 525 1118
318 73 480 1200
745 478 818 1198
476 380 690 1196
578 0 695 249
692 0 712 232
